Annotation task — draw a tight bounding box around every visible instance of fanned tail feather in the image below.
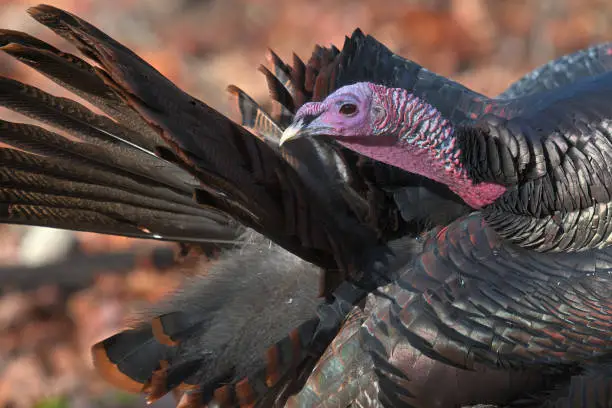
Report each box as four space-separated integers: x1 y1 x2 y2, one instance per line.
0 18 246 245
0 121 241 243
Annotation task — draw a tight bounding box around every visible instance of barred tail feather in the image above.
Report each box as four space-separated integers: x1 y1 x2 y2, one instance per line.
0 26 244 245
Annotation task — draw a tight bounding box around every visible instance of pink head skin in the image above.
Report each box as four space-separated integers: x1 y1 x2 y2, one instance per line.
279 82 506 209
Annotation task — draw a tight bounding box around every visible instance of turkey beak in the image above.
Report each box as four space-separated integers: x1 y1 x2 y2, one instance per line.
279 119 305 146
280 113 329 146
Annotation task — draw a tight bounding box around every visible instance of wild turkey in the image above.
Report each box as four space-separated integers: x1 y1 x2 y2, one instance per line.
0 4 611 408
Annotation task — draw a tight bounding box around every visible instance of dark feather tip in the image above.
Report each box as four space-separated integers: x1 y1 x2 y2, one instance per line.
91 341 146 393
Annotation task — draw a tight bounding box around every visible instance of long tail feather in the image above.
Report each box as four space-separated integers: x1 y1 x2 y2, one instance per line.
0 74 156 155
0 125 241 243
2 167 201 217
0 145 197 209
0 77 198 190
0 31 163 147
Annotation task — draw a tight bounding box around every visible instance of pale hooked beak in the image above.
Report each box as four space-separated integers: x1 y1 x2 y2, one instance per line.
280 114 333 147
279 119 306 147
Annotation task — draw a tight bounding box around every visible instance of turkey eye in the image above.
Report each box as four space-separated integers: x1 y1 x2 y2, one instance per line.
339 103 357 116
